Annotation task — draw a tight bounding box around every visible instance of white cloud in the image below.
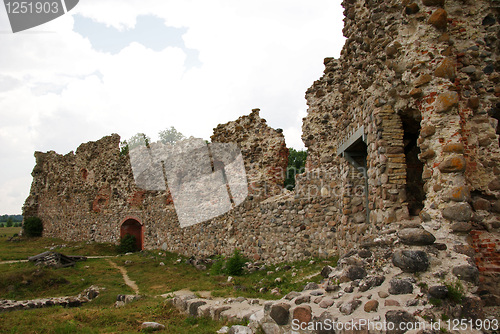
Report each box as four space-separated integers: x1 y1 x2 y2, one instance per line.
0 0 345 213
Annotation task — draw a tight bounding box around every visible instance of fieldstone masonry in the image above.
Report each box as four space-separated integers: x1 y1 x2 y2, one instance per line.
23 0 499 329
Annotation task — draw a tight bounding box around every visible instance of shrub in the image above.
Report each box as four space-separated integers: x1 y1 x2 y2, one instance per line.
224 249 248 276
117 234 138 253
445 281 464 303
23 217 43 237
210 255 225 276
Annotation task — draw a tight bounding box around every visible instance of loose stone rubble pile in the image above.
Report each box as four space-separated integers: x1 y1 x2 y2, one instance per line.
0 286 101 313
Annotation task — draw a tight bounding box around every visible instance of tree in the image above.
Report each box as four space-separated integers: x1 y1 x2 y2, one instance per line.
124 133 151 151
284 148 307 190
158 126 185 144
23 217 43 237
6 217 13 227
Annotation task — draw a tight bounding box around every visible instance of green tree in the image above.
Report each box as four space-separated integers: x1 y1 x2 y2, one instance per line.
125 133 151 150
23 217 43 237
284 148 307 190
6 217 13 227
158 126 185 144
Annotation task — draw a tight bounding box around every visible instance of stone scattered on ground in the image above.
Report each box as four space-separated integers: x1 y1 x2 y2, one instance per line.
140 322 165 331
0 286 101 313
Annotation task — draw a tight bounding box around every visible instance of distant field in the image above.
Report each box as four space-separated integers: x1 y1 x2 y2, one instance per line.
0 226 21 237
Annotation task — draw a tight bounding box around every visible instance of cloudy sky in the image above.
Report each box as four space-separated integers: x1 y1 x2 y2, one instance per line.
0 0 345 214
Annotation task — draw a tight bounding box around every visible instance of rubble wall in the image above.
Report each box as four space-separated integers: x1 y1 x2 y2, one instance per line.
23 0 500 314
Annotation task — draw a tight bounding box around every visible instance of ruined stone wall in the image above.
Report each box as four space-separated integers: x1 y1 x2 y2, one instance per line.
23 0 500 312
23 110 339 263
299 0 500 306
211 109 289 200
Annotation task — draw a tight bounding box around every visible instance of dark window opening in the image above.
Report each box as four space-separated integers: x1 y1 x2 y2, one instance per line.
400 109 425 216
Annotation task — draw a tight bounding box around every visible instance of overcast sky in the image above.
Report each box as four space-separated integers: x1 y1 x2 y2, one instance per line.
0 0 345 214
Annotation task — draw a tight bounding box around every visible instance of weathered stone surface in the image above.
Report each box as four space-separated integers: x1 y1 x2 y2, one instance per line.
270 303 290 325
453 265 479 283
358 249 372 258
492 200 500 213
285 291 301 300
228 325 253 334
141 322 165 331
429 285 448 299
488 178 500 191
454 244 476 257
428 8 448 30
447 186 470 202
384 299 400 306
435 58 456 80
435 91 459 113
364 300 379 312
345 265 367 281
420 125 436 138
293 305 312 325
443 143 464 153
319 298 335 308
385 310 418 334
442 203 473 222
392 250 429 272
405 3 420 15
414 74 432 87
462 66 476 74
303 282 319 291
451 222 472 232
389 278 414 295
397 228 436 245
419 149 435 160
422 0 444 6
314 311 336 334
438 156 466 173
320 265 333 278
409 87 423 98
339 299 362 315
359 275 385 292
294 295 310 305
378 291 389 298
461 297 485 320
189 300 207 316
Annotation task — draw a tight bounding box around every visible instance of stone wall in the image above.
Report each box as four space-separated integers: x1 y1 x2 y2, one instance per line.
23 0 500 315
212 109 289 200
299 0 500 308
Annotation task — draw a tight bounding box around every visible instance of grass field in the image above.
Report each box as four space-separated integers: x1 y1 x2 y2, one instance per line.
0 233 336 333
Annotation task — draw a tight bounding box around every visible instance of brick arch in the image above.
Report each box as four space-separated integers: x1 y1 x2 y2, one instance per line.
120 216 144 250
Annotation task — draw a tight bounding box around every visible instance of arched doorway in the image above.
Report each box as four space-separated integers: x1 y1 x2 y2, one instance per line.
120 218 143 250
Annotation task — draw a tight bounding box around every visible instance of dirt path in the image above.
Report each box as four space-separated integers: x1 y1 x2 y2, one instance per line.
0 259 28 264
106 259 140 295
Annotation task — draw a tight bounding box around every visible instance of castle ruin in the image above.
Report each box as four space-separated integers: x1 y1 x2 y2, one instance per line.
24 0 499 322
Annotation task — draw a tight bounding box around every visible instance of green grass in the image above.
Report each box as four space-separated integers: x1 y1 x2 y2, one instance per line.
0 236 337 333
0 226 21 238
120 251 336 300
0 298 227 333
0 234 119 261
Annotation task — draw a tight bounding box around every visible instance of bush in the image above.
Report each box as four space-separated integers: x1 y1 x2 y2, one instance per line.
210 255 225 276
225 249 248 276
117 234 138 253
445 281 464 303
23 217 43 237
